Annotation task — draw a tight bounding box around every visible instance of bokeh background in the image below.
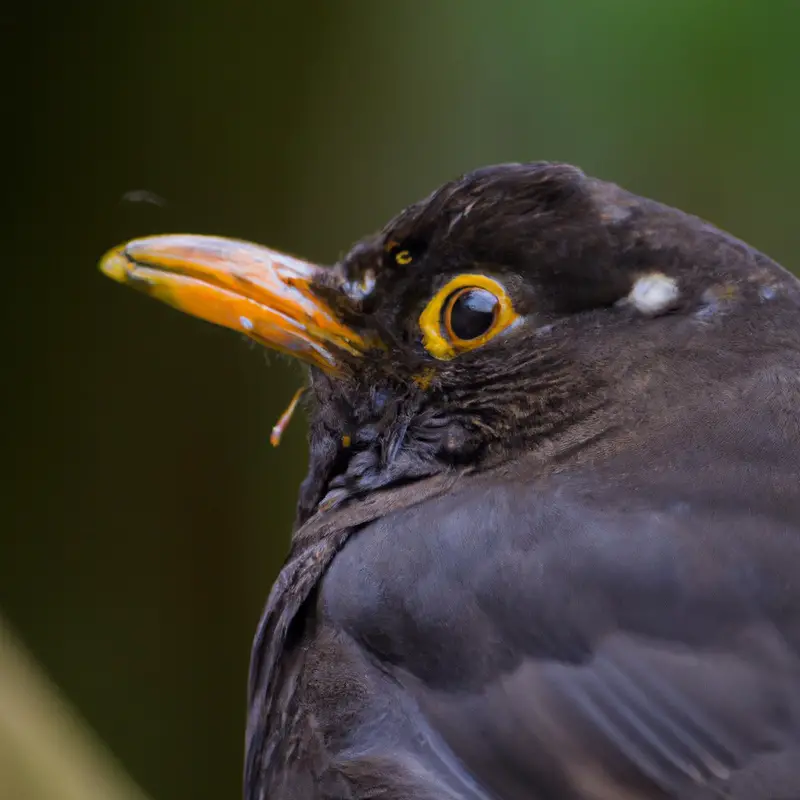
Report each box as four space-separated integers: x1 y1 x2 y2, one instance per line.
4 2 800 799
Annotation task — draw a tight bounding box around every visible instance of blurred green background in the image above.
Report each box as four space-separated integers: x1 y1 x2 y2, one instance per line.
4 2 800 799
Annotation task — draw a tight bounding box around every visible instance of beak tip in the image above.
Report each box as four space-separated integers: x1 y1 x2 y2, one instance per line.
99 245 130 284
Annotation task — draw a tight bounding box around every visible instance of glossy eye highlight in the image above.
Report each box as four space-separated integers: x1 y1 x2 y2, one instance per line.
446 287 498 340
419 274 520 360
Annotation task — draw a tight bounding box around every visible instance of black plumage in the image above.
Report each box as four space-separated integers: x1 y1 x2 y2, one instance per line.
102 163 800 799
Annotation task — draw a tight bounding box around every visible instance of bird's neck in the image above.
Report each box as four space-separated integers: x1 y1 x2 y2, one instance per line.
294 359 612 526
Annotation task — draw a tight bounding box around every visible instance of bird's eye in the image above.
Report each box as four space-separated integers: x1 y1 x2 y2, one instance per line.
418 274 520 360
446 287 498 341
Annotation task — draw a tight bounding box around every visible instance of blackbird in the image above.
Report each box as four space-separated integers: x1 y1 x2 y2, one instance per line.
100 162 800 799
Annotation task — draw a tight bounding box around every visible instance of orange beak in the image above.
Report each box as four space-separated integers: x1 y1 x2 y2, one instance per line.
99 234 367 373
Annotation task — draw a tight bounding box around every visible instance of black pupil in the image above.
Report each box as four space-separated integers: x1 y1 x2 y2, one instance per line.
448 288 498 341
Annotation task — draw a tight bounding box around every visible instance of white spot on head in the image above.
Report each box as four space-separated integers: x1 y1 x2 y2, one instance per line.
628 273 679 316
239 316 254 331
599 202 632 224
760 285 778 301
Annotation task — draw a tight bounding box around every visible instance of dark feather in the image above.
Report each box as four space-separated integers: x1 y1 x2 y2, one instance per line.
246 163 800 799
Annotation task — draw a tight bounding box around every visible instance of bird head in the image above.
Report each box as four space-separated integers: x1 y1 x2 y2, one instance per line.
100 162 784 523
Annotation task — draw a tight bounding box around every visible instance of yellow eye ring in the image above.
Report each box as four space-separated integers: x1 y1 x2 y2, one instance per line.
418 274 519 360
394 250 413 265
